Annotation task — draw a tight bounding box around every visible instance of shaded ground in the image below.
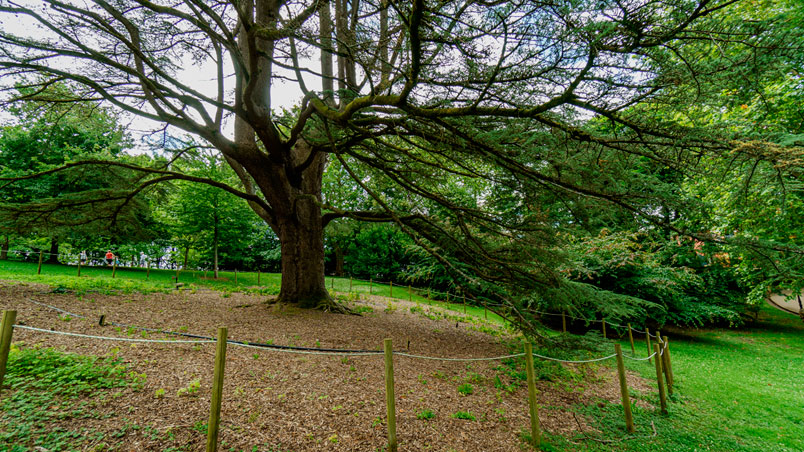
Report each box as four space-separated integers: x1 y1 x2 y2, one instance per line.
0 280 653 452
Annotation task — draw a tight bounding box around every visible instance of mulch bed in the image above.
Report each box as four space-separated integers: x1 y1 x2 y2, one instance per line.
0 280 654 451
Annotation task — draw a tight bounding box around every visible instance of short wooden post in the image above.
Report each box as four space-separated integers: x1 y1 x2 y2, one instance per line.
146 262 151 280
663 336 675 390
447 291 450 303
408 285 412 302
427 289 430 303
257 270 261 286
37 250 43 275
389 281 393 298
524 343 542 447
175 266 180 283
77 259 82 277
98 314 106 327
653 343 668 414
331 276 335 289
614 344 635 433
369 278 373 295
383 338 398 452
463 294 466 314
562 311 567 333
0 310 18 392
602 319 607 338
234 269 237 285
645 328 652 364
349 277 353 293
112 261 117 278
627 323 635 355
661 336 673 395
206 327 228 452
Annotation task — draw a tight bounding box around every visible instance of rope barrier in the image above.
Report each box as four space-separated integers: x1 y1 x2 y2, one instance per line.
394 352 525 362
13 325 216 344
530 352 617 364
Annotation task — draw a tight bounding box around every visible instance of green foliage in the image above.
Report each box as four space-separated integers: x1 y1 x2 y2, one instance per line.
0 345 134 450
451 411 475 421
456 383 474 396
416 409 435 420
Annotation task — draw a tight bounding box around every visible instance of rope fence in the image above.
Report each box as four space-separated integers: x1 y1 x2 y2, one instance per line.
0 296 676 451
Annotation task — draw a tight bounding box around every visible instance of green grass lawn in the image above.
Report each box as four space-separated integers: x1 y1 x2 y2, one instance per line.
546 305 804 452
0 259 505 323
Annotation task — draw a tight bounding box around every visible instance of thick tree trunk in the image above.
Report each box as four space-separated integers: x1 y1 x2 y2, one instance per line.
48 237 59 263
0 236 8 260
276 210 329 308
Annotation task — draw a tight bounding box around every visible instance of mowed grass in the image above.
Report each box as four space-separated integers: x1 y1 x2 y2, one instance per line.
546 305 804 452
0 259 505 323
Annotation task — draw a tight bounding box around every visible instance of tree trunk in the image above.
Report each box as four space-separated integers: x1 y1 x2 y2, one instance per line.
276 216 329 308
335 243 345 276
183 246 190 269
48 237 59 264
213 215 219 279
0 236 8 260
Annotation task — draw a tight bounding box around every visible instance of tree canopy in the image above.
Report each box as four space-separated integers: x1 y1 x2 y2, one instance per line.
0 0 802 329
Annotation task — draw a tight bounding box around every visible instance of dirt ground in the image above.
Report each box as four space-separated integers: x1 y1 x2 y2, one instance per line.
0 280 654 452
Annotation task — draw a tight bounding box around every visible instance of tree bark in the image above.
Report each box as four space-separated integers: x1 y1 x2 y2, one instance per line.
183 246 190 269
334 243 345 276
0 236 8 260
48 237 59 264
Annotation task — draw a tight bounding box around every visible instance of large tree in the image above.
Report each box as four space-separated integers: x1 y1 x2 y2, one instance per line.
0 0 800 319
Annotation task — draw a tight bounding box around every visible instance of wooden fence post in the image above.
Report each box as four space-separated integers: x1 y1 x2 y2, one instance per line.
0 310 17 393
383 338 398 452
524 343 542 447
614 344 635 433
349 277 353 293
653 343 668 414
645 328 652 364
663 336 675 391
463 294 466 314
77 259 82 277
146 262 151 280
206 327 228 452
602 319 607 339
257 270 261 286
175 266 180 283
369 278 373 295
112 261 117 278
37 250 43 275
234 269 237 285
660 336 673 395
562 311 567 333
408 285 412 302
389 281 393 298
627 324 635 355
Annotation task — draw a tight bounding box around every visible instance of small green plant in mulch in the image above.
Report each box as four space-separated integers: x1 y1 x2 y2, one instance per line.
177 378 201 397
451 411 476 421
416 409 436 420
0 345 135 450
457 383 474 396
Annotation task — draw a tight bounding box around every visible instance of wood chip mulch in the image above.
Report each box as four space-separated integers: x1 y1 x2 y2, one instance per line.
0 281 655 452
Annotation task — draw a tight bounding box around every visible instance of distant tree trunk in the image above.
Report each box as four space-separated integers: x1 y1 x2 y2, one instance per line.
0 236 8 260
334 243 345 276
48 237 59 263
183 246 190 269
213 215 219 279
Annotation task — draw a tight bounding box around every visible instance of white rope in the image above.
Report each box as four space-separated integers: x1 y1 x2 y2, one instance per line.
531 352 617 363
13 325 215 344
625 352 658 361
394 352 525 362
227 341 383 356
